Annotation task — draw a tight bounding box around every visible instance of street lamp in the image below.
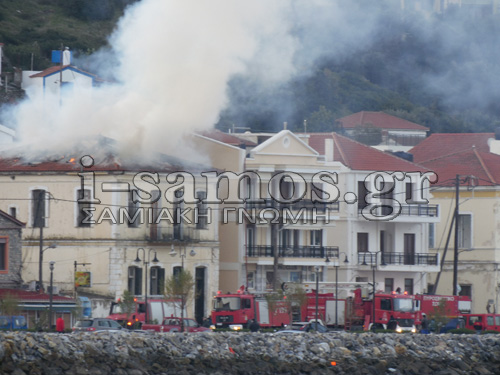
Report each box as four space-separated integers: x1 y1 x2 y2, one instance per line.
314 265 320 326
39 244 57 293
371 251 385 330
334 253 349 328
169 244 196 332
135 248 159 324
48 261 55 330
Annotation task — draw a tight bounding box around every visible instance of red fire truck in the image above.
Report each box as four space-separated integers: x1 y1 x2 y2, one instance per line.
107 298 183 328
212 285 472 331
212 285 344 328
463 313 500 332
346 289 472 331
211 290 291 328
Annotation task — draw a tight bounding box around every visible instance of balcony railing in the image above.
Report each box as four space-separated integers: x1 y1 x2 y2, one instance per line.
148 224 201 242
358 252 438 266
246 199 339 212
400 204 438 217
358 204 438 218
247 245 339 259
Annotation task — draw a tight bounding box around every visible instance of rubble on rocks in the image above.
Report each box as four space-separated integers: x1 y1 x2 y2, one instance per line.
1 330 499 374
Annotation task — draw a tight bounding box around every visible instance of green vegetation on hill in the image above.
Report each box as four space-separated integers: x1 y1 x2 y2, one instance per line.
0 0 136 71
1 1 499 135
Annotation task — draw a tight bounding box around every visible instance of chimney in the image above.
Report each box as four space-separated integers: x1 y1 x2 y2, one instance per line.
325 138 334 162
283 122 287 130
488 132 500 156
62 47 71 65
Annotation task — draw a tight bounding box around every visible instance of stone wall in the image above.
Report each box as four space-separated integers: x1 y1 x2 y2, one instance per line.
1 331 499 374
0 215 23 288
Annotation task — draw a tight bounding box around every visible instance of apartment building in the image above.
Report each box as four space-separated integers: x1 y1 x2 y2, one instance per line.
411 132 500 313
195 129 439 296
0 145 220 323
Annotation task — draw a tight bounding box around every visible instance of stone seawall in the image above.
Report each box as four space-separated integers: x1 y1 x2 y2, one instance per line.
1 331 499 375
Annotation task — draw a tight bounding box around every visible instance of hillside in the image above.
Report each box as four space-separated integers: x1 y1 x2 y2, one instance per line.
0 0 135 71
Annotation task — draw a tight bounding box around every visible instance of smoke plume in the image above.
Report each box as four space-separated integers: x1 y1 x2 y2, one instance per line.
5 0 500 160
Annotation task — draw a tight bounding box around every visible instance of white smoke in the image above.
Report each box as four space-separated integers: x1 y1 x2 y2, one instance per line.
9 0 298 161
6 0 499 160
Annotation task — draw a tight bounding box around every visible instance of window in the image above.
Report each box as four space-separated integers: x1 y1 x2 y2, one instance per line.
428 223 435 249
404 278 414 295
380 299 392 311
173 189 183 240
128 266 143 295
405 182 413 203
128 190 140 228
355 277 368 283
150 267 165 295
457 214 472 249
0 239 6 271
487 316 494 326
281 229 292 247
266 272 274 289
77 189 92 227
379 181 394 217
8 207 16 219
357 233 369 253
310 230 322 246
290 271 301 283
427 284 435 295
196 191 208 229
280 180 295 200
404 233 415 265
173 266 182 279
247 272 255 289
357 181 368 211
459 284 472 298
32 189 46 227
385 278 394 294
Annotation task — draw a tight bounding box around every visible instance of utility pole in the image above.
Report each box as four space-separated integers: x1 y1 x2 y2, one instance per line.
453 174 460 296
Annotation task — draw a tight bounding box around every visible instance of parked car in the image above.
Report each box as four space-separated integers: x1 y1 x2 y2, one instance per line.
72 318 124 332
142 317 211 333
440 317 465 333
282 321 328 333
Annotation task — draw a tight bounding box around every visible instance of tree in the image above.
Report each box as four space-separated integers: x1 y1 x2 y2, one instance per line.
282 284 308 323
164 269 195 332
118 290 136 328
0 293 21 330
427 298 450 333
307 106 337 132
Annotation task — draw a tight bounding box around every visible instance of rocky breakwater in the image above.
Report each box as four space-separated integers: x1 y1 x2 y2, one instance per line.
0 331 499 375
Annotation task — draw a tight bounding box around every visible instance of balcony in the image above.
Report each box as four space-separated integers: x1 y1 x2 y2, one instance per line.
358 204 439 222
247 245 339 259
148 224 202 242
400 204 438 217
246 199 339 212
358 252 438 267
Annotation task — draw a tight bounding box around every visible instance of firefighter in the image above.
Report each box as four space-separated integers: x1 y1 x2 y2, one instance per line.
387 315 397 330
249 319 260 332
420 314 429 334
